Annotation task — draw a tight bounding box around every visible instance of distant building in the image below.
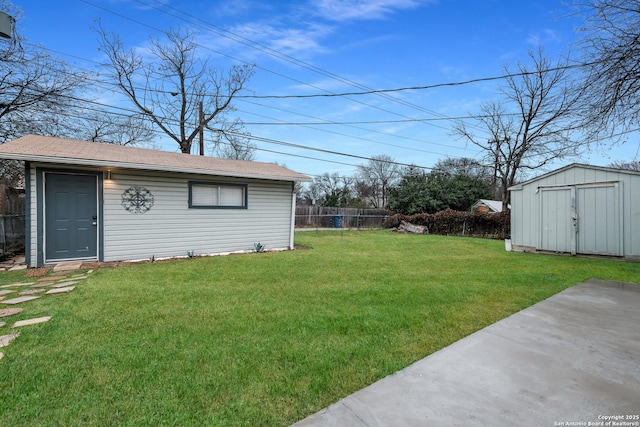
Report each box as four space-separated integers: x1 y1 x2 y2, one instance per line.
469 199 502 213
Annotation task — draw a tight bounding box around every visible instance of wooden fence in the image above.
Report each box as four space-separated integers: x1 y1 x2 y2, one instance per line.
0 184 25 256
295 206 391 229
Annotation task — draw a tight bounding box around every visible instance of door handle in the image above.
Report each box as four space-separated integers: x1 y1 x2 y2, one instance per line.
92 221 97 226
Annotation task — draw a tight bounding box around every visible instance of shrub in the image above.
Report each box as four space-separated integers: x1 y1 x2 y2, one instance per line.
384 209 510 239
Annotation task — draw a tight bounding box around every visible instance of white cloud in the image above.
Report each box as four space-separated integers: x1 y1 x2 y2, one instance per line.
235 22 332 55
312 0 431 21
526 28 561 46
214 0 256 17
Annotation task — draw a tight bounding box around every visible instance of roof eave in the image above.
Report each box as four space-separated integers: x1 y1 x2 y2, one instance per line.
1 153 311 182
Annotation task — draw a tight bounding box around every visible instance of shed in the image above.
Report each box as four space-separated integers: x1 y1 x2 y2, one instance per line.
508 163 640 259
0 135 311 267
469 199 503 213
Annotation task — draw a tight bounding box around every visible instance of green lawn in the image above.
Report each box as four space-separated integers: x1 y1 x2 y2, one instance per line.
0 230 638 426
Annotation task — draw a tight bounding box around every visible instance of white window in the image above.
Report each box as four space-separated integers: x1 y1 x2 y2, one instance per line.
189 182 247 209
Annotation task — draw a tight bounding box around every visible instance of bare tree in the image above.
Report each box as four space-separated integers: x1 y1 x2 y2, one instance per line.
608 159 640 171
432 157 491 179
307 172 356 207
75 112 154 146
299 182 321 206
573 0 640 138
97 24 255 156
454 49 581 211
432 157 498 197
0 2 87 144
213 121 256 160
356 154 401 208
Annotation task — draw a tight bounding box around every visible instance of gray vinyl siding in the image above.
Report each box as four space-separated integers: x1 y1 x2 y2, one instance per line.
102 170 294 262
510 164 640 258
26 164 295 266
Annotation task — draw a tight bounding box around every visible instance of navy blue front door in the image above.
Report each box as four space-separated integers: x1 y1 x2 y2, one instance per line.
45 173 98 261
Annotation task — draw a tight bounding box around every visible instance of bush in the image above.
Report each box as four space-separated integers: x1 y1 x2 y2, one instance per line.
384 209 510 239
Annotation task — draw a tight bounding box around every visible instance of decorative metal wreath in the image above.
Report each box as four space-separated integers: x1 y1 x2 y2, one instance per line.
121 186 154 214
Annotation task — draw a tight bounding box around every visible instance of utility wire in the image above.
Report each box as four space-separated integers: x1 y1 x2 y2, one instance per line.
12 8 634 173
80 0 467 134
17 42 474 155
238 61 598 99
238 99 471 154
136 0 470 128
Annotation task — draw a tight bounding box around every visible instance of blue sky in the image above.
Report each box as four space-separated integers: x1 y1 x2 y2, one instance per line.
15 0 639 178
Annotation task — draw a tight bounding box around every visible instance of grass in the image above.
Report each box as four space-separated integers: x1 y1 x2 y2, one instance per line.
0 230 638 426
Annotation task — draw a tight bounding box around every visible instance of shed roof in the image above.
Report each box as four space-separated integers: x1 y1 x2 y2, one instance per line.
470 199 502 212
508 163 640 191
0 135 311 182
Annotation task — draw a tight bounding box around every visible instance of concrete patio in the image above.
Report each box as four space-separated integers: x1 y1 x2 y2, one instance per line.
293 278 640 426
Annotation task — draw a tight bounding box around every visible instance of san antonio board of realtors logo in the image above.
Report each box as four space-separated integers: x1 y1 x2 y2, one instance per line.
121 186 154 214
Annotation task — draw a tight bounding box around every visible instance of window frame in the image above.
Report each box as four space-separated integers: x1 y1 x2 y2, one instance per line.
188 181 248 209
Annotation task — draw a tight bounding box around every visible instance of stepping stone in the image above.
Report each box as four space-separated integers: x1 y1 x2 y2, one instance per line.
45 286 75 295
0 332 19 348
8 265 27 271
19 289 46 296
0 352 3 360
0 308 23 318
53 261 83 272
0 290 15 296
0 282 35 288
30 282 55 288
69 275 88 280
49 270 69 276
53 281 78 288
1 296 40 305
13 316 51 328
0 321 5 327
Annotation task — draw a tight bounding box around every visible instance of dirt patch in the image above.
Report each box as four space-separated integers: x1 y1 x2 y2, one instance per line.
25 268 51 278
81 260 153 270
294 244 313 250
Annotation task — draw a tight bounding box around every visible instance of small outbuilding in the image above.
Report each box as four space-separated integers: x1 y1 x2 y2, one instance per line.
508 163 640 259
469 199 503 213
0 135 310 267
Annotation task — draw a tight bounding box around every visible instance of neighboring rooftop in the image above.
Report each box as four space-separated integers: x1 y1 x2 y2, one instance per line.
0 135 311 182
470 199 503 213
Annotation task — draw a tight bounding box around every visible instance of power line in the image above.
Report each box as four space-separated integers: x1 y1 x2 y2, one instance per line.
18 40 474 155
237 99 471 155
135 0 465 127
22 24 598 148
10 42 620 164
238 62 598 99
81 0 469 135
22 88 439 169
12 5 633 174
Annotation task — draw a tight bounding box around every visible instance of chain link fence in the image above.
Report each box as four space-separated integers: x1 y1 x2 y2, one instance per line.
295 206 390 229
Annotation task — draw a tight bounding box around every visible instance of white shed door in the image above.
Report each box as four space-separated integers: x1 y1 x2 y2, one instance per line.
576 185 621 256
540 188 573 253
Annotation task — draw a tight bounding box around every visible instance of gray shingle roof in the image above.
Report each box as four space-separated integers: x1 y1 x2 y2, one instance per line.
0 135 311 182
